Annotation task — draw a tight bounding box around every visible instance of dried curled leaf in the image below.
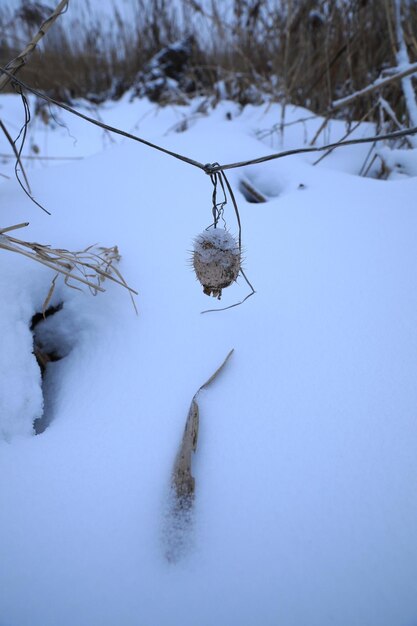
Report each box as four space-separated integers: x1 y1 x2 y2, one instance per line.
171 348 234 507
165 349 234 562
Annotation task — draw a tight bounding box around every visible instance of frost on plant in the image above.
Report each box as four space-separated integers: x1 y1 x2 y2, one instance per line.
192 229 241 299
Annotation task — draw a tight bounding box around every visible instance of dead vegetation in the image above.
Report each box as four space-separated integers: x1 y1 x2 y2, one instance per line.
0 1 137 307
166 348 234 562
1 1 417 122
171 348 234 507
0 223 137 310
0 0 416 302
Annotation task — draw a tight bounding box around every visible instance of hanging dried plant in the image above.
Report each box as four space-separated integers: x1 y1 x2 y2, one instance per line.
192 167 255 313
192 228 241 299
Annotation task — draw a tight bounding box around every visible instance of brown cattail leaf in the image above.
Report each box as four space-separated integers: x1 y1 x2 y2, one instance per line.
166 349 234 562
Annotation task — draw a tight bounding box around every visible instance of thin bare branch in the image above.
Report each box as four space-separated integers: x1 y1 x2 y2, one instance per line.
0 0 69 92
0 119 31 191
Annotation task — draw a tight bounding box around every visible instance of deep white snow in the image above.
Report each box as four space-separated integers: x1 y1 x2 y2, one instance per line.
0 92 417 626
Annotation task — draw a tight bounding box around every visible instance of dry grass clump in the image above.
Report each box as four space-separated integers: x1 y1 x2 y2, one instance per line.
0 222 137 309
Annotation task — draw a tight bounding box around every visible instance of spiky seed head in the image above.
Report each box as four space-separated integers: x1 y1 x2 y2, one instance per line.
193 229 240 299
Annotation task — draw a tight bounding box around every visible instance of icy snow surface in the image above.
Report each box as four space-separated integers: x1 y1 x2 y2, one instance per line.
1 94 417 626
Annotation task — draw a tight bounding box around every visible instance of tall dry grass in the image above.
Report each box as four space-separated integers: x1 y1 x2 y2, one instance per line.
0 0 416 120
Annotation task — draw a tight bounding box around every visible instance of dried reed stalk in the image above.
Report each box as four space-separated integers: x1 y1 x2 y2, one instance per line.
171 349 234 510
331 61 417 111
0 223 137 305
165 348 234 562
0 0 69 92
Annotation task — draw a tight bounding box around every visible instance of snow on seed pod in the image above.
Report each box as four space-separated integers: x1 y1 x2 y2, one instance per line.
193 228 241 299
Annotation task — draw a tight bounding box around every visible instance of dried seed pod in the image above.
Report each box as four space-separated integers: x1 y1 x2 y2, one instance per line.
193 229 241 299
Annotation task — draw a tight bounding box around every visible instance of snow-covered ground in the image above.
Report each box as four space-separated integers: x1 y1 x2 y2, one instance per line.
1 93 417 626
